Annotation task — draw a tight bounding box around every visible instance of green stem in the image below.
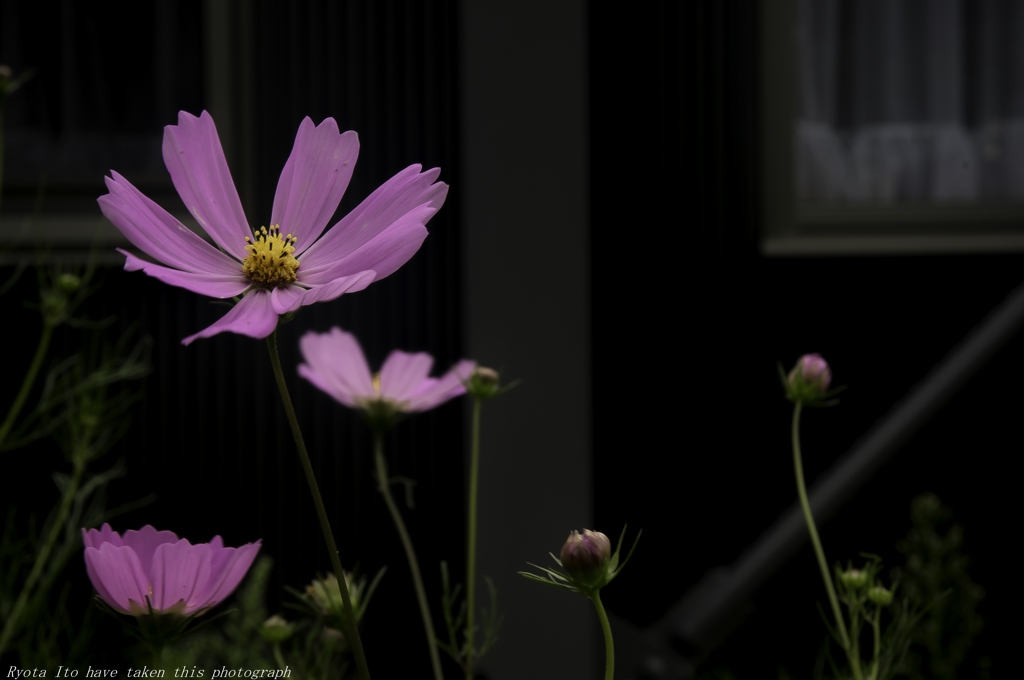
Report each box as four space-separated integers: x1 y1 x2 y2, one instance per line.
0 455 84 655
266 330 371 680
374 432 445 680
870 605 881 680
0 321 53 451
464 397 482 678
273 642 288 673
791 403 862 680
590 591 614 680
1 94 6 216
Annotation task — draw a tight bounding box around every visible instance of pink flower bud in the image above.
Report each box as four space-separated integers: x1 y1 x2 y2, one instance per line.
560 529 611 588
788 354 831 394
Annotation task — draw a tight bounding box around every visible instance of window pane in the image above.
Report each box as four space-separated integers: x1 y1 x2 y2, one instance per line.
796 0 1024 203
0 1 203 205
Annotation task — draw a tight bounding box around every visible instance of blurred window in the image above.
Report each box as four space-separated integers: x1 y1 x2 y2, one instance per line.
0 1 203 263
762 0 1024 254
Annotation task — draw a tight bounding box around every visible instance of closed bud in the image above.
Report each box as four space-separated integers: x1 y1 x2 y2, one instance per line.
58 272 81 293
867 585 893 606
782 353 836 405
474 366 499 385
466 365 502 399
323 627 346 645
560 529 611 589
259 615 296 643
839 568 869 591
789 354 831 393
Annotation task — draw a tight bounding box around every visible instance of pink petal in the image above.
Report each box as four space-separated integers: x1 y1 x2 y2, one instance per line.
270 284 306 315
298 164 446 277
120 250 250 298
271 117 359 246
298 363 358 407
163 111 252 256
121 525 180 578
86 544 151 615
192 541 261 609
150 540 213 612
297 327 374 407
83 548 122 612
299 270 376 307
298 209 431 285
98 172 243 274
82 523 124 550
181 289 279 345
405 359 476 411
379 351 434 401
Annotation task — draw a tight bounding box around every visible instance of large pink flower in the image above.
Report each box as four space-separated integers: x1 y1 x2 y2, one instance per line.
98 111 447 345
82 524 261 617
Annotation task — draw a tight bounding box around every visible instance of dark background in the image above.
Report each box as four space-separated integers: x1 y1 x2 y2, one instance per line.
2 1 1015 678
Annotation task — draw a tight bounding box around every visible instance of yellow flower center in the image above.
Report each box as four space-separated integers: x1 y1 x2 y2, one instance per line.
372 372 382 397
242 225 299 286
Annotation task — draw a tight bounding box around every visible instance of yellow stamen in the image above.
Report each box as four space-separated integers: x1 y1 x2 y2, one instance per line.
372 373 382 397
242 225 300 286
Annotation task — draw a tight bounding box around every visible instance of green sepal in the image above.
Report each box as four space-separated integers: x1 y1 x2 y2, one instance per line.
606 525 642 585
517 571 577 593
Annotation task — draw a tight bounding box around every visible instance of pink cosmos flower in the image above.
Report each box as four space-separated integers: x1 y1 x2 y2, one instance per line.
297 327 475 415
98 111 447 345
82 523 261 617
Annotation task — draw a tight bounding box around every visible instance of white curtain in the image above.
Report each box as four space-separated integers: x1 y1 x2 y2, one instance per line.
797 0 1024 201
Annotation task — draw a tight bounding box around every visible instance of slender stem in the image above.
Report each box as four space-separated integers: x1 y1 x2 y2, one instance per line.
870 605 881 680
273 642 288 673
0 321 53 451
374 432 445 680
590 591 615 680
0 95 6 216
791 403 863 680
266 331 371 680
464 397 482 679
0 455 84 655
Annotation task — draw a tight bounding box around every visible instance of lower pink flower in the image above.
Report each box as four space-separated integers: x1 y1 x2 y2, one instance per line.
82 524 261 617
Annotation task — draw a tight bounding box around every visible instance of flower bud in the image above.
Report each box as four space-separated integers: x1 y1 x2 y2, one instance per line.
306 573 347 619
259 615 296 643
560 529 611 589
782 353 836 405
474 366 499 385
867 585 893 606
466 365 501 399
839 568 869 591
323 627 346 645
58 273 81 293
789 354 831 393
